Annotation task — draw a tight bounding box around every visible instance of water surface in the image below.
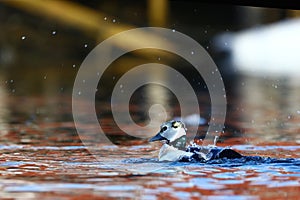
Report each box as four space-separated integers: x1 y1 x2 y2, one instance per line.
0 76 300 199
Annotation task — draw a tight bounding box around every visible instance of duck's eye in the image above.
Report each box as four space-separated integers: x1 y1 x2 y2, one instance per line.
160 126 167 132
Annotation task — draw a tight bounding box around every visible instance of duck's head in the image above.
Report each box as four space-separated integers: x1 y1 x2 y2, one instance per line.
149 120 187 150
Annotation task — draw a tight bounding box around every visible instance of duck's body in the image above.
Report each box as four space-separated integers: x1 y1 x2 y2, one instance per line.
149 120 242 162
158 143 194 161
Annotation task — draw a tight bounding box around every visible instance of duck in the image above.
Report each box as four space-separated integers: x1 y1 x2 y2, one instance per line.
149 120 242 162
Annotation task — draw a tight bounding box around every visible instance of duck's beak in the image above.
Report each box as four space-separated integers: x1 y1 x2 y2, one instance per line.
149 132 167 142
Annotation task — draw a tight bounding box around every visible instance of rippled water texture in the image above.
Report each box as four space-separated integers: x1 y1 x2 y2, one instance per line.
0 143 299 199
0 75 299 199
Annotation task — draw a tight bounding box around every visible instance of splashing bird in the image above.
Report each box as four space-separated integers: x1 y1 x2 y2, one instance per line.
149 120 242 162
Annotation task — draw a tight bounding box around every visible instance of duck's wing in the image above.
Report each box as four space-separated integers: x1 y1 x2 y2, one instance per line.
180 146 243 162
216 148 242 159
179 145 210 162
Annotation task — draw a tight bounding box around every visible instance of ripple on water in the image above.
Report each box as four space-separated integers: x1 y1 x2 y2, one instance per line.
4 183 95 192
191 178 224 190
202 195 259 200
0 142 299 199
267 180 300 187
233 145 300 152
212 172 243 179
172 182 194 188
217 179 245 185
4 182 143 198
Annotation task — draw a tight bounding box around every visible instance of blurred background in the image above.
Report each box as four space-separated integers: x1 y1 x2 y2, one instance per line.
1 0 300 145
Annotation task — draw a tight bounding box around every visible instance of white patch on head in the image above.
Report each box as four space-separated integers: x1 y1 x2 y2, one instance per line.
159 121 187 142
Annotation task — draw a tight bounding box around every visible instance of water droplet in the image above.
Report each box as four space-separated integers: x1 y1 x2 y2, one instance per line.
60 87 64 91
21 36 26 40
287 115 291 119
204 30 208 34
72 64 76 68
172 29 176 32
43 75 47 80
12 89 15 93
84 44 88 48
78 91 81 95
10 79 14 83
297 110 300 114
120 84 123 89
112 76 115 80
158 57 161 61
112 19 116 23
82 79 86 83
104 17 107 21
213 136 219 146
191 51 194 55
52 31 56 35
